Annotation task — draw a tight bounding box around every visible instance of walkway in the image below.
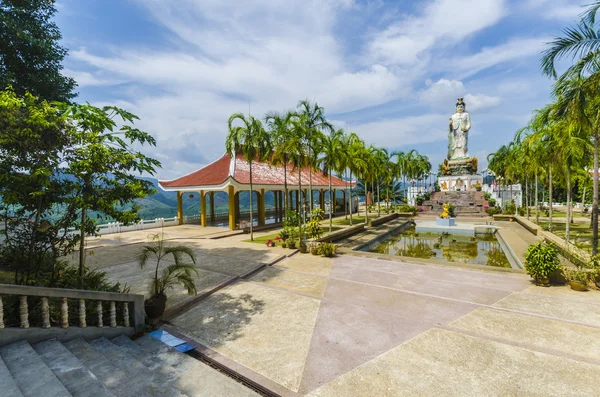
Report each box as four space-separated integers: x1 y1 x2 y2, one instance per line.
166 253 600 396
496 220 541 265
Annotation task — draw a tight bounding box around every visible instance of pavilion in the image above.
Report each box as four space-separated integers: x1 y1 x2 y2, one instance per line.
158 153 354 230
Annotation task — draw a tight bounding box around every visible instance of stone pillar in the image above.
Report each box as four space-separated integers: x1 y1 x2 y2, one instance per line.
177 191 184 225
209 192 215 223
228 185 236 230
235 192 240 222
258 189 266 226
200 190 207 227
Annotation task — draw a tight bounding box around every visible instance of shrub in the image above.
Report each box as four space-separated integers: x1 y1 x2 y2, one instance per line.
486 207 500 216
415 195 424 205
423 192 431 201
397 205 418 215
524 243 560 283
484 192 491 200
306 208 325 239
488 198 496 207
278 228 290 241
506 200 517 215
518 207 526 216
320 243 337 257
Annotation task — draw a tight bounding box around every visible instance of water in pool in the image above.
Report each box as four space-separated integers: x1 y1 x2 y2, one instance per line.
368 226 511 268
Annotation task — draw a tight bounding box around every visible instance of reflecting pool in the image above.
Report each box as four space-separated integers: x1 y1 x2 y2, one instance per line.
368 226 511 268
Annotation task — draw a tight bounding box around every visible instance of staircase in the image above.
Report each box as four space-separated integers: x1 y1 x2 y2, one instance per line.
422 191 489 217
0 335 259 397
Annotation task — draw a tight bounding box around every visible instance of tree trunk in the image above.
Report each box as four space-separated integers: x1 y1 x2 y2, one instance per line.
365 179 370 225
298 162 303 245
593 131 599 255
535 173 539 225
525 176 529 220
581 184 587 217
78 205 86 288
284 154 288 221
329 172 333 233
249 160 254 241
349 170 353 226
566 168 571 243
549 163 553 233
377 177 381 216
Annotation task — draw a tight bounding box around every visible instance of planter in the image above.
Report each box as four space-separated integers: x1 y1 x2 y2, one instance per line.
536 277 550 286
299 244 308 254
144 293 167 319
310 249 320 255
281 242 287 248
569 280 588 292
436 217 456 227
242 227 250 234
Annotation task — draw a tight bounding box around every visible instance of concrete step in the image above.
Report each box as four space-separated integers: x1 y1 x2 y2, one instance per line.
0 340 71 397
132 334 260 397
89 337 186 397
0 354 24 397
33 339 114 397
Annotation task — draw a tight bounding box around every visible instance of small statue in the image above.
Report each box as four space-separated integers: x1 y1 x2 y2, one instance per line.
448 98 471 160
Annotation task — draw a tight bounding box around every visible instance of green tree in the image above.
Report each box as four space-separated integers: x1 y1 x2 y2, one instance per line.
0 0 76 101
226 113 271 241
266 111 293 217
60 103 161 287
320 128 344 232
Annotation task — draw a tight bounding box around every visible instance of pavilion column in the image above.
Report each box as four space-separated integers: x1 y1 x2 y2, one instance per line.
228 185 236 230
320 189 325 212
209 192 215 223
258 189 266 226
200 190 207 227
177 191 184 225
342 190 347 213
274 191 279 223
235 192 241 223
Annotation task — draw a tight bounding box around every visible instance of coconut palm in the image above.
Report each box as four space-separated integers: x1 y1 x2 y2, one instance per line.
321 128 344 232
346 133 366 225
226 113 271 241
540 2 600 253
266 111 294 218
296 100 331 213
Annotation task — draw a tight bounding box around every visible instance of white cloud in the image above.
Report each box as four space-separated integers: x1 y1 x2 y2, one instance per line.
366 0 506 66
352 114 448 147
419 79 500 111
521 0 588 21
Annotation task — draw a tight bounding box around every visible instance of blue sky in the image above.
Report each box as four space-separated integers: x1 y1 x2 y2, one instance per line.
55 0 587 180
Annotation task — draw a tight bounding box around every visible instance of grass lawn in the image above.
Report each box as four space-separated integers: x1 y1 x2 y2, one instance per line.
243 226 343 244
538 221 594 252
332 216 372 225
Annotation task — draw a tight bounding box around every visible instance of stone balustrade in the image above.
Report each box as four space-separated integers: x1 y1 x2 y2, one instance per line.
0 284 145 342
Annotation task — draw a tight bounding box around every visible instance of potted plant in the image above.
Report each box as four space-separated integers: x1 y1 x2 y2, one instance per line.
320 243 337 257
309 242 321 255
288 239 297 249
265 239 276 248
299 240 308 253
566 269 589 291
137 233 199 321
472 182 482 191
524 242 560 286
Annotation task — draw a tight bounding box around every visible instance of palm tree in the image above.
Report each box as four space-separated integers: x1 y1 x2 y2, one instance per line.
137 233 198 318
540 2 600 253
296 100 331 214
266 111 293 219
321 128 344 232
226 113 271 241
347 133 366 225
286 114 311 246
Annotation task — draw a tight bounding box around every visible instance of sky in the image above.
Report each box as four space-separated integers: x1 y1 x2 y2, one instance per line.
55 0 588 180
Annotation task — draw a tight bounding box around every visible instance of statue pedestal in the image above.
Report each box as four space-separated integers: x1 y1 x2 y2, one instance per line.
436 217 456 227
438 175 483 192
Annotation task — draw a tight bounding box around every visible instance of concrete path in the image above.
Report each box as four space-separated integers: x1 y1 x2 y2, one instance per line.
168 253 600 396
496 220 541 265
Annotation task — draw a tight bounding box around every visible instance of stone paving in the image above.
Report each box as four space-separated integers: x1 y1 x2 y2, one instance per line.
169 251 600 396
79 224 600 396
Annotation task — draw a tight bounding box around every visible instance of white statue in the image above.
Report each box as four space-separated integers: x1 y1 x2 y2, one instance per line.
448 98 471 160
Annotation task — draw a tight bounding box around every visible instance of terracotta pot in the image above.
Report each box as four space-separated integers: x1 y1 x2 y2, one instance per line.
145 294 167 319
299 245 308 254
569 280 588 292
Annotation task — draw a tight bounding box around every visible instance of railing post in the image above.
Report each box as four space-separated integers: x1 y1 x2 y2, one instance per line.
41 297 50 328
97 301 103 327
79 298 87 328
19 296 29 329
132 294 145 332
0 296 4 329
60 297 69 328
123 303 130 327
110 301 116 327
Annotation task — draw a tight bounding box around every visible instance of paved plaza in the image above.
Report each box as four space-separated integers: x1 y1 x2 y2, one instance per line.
82 225 600 396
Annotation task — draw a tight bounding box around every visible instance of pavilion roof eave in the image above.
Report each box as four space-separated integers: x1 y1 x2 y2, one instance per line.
158 176 355 193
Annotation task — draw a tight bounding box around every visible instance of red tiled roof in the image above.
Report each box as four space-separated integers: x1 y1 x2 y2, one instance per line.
159 153 352 190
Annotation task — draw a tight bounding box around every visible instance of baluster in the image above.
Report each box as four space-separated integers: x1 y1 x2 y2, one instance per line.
110 302 116 327
19 296 29 329
41 297 50 328
60 297 69 328
79 299 87 328
97 301 103 327
0 296 4 329
123 302 130 327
